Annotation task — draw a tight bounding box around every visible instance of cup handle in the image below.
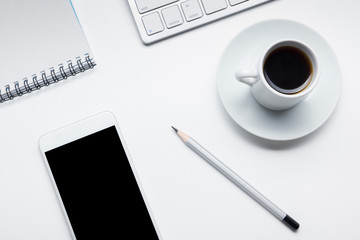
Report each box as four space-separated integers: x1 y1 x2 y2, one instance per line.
235 70 259 86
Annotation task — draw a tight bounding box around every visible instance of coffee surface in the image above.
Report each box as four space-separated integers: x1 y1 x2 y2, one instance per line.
263 46 312 93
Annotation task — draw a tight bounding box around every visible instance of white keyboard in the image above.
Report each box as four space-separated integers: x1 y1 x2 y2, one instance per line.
128 0 274 44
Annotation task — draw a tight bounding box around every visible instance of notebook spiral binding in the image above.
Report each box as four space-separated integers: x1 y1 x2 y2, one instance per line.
0 53 96 103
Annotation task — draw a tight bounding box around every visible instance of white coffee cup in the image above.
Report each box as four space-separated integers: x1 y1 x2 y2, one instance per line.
235 40 320 110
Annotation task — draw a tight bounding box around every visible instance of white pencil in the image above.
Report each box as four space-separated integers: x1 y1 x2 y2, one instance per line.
172 126 299 231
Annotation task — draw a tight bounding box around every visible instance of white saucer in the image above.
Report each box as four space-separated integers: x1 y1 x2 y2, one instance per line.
217 19 341 141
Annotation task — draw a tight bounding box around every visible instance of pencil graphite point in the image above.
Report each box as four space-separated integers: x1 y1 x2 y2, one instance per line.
171 126 178 133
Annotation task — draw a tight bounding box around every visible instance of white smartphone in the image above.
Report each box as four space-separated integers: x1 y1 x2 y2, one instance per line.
39 111 162 240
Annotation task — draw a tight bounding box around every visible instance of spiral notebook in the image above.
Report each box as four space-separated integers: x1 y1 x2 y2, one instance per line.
0 0 95 103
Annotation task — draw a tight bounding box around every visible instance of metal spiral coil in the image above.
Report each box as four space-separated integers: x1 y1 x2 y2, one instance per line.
0 53 96 103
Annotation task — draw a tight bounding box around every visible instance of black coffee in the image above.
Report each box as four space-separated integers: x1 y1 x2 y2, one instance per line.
263 46 313 94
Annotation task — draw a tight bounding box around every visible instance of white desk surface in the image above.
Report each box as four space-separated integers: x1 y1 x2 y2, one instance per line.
1 0 359 239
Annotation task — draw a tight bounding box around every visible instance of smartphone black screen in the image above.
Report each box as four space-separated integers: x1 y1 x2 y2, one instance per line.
45 126 159 239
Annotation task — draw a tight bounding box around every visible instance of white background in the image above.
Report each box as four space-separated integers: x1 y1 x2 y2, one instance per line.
1 0 360 239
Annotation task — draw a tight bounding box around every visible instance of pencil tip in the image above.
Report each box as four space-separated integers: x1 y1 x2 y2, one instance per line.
171 126 178 132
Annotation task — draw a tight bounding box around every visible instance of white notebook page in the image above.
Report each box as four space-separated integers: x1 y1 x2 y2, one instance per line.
0 0 94 101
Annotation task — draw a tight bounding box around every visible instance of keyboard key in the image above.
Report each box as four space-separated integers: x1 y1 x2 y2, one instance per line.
142 12 164 35
162 5 184 28
181 0 203 22
229 0 248 6
135 0 179 14
201 0 227 14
